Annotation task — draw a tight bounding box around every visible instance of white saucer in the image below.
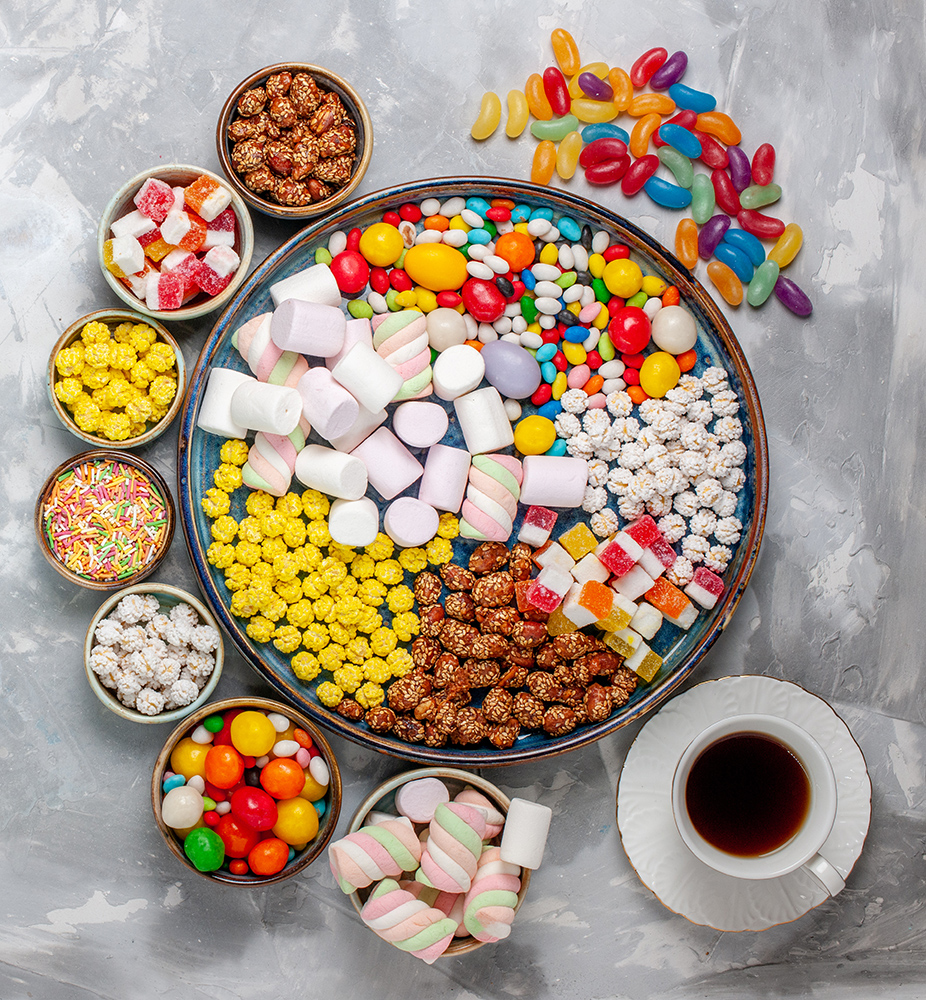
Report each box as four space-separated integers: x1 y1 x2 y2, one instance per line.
616 675 871 931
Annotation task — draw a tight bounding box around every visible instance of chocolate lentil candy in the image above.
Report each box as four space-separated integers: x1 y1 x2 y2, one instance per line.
365 705 396 732
444 591 476 622
481 687 513 724
543 704 577 737
230 137 267 173
392 716 426 743
450 707 488 745
313 154 354 187
318 123 357 158
512 691 545 728
584 683 614 723
289 73 322 116
265 71 293 98
472 571 515 608
467 541 509 575
335 697 364 721
439 563 475 591
414 571 443 605
488 718 520 750
237 86 267 117
290 139 320 182
439 620 481 657
474 606 518 635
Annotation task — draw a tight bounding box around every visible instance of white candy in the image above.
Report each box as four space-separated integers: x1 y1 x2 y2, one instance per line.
297 367 359 441
325 317 373 370
109 234 144 276
432 344 485 401
350 427 423 501
230 380 302 435
161 786 205 830
309 755 330 788
328 497 379 547
519 455 589 507
330 341 402 413
111 210 155 240
391 400 449 449
270 299 346 357
269 262 341 308
328 404 388 454
196 367 252 439
500 798 553 870
417 444 471 513
453 386 514 455
294 444 368 500
426 307 468 352
384 497 440 547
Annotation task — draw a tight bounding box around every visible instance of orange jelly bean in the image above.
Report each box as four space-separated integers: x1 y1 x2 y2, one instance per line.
630 113 662 158
583 374 605 395
531 139 557 185
707 260 744 306
525 73 553 120
662 285 681 307
676 348 698 372
675 218 699 270
551 28 581 75
696 111 742 146
627 384 649 404
627 93 676 117
608 67 633 112
423 214 449 232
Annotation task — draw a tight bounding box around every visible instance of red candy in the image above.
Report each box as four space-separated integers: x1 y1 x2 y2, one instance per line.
585 156 630 186
461 277 506 322
369 266 390 295
752 142 776 185
608 307 651 354
630 47 668 87
389 268 412 292
694 131 729 169
621 154 659 196
579 138 628 167
330 249 370 295
531 383 553 406
398 203 422 222
436 290 462 309
230 786 279 831
345 227 362 251
215 813 260 859
382 210 401 227
542 66 571 116
133 177 174 223
737 208 786 239
602 244 630 262
711 168 742 215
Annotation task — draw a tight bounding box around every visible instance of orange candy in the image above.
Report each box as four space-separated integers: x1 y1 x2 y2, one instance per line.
707 260 744 306
608 67 633 112
582 374 605 395
531 140 557 185
629 113 662 158
292 728 314 751
645 576 690 618
525 73 553 120
551 28 581 76
627 93 676 117
423 214 449 232
696 111 742 146
494 230 536 271
248 837 290 877
204 744 245 789
676 348 698 372
662 285 681 307
260 757 306 799
674 219 699 270
627 385 649 404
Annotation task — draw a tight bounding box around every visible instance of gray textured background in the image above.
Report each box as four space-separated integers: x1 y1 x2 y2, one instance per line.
2 1 924 997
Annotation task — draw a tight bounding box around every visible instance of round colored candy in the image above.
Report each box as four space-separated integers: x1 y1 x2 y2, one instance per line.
651 304 697 354
260 757 307 799
602 258 643 298
461 277 506 323
161 785 205 830
358 222 404 267
273 797 320 846
215 813 261 858
230 711 277 757
480 339 542 398
248 837 290 877
402 243 469 291
329 249 370 295
204 744 245 790
169 737 209 780
230 786 279 831
639 352 681 398
608 307 651 354
299 770 329 803
183 827 225 872
494 230 535 271
513 415 557 455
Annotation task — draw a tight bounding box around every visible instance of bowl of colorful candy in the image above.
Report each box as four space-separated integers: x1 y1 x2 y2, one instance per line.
98 164 255 322
176 177 768 766
332 767 533 961
216 63 373 221
151 696 341 884
84 583 224 724
47 309 186 448
35 448 176 591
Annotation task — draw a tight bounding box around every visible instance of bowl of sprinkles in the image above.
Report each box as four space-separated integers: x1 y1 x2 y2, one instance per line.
177 177 768 766
151 696 342 884
36 449 175 590
47 310 186 448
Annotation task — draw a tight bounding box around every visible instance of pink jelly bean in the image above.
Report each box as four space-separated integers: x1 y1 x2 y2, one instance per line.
566 363 591 389
578 301 602 324
585 393 607 409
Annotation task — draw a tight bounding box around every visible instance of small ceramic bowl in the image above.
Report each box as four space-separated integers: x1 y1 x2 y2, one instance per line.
98 164 255 322
151 696 342 885
345 767 531 957
84 582 224 724
216 63 373 221
35 448 176 590
47 309 186 449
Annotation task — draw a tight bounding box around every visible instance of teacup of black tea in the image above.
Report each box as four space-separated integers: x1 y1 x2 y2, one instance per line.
670 714 844 895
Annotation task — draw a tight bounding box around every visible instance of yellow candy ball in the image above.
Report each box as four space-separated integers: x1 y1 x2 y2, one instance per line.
513 415 557 455
273 796 320 845
169 737 209 780
229 710 277 757
402 243 469 291
358 222 404 267
639 351 681 398
299 771 328 802
602 258 644 298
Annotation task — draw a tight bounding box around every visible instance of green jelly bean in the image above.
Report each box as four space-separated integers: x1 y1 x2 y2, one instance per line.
203 714 224 733
597 331 615 361
202 796 216 811
520 294 538 324
626 291 648 308
348 298 374 319
530 114 580 141
314 247 333 265
591 277 610 303
395 248 408 269
746 259 780 306
656 147 694 189
555 270 578 289
739 183 782 210
691 173 715 225
385 289 402 311
482 220 497 239
184 828 225 873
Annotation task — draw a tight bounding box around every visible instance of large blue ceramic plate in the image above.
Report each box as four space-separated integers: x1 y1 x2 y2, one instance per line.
178 177 768 766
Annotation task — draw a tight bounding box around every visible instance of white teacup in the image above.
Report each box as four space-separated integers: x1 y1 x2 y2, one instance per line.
670 714 845 896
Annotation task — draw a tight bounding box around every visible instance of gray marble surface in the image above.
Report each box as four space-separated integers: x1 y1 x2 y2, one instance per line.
3 1 924 997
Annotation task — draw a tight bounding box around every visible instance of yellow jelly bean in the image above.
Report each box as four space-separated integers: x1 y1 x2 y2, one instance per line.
169 738 209 780
630 113 662 158
394 290 417 308
531 140 557 185
627 93 676 117
639 351 681 398
471 91 502 140
273 797 319 846
539 242 560 265
588 253 606 279
448 214 471 232
556 130 583 179
358 222 404 267
414 286 438 312
513 415 556 455
593 304 610 330
707 260 744 306
403 243 469 291
551 27 581 76
768 223 803 268
568 62 608 99
603 258 644 298
562 341 587 365
525 73 553 121
608 67 633 112
506 89 530 138
551 370 568 400
566 300 581 316
571 99 618 123
641 274 668 297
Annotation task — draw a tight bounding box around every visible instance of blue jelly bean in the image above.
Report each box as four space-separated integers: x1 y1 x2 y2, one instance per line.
582 122 630 144
520 269 537 291
722 228 766 267
312 799 327 818
529 206 554 221
643 176 693 210
163 773 186 792
545 438 568 457
657 122 702 159
465 197 491 218
535 343 557 362
563 325 589 342
714 242 755 282
511 203 532 222
541 361 557 383
537 400 563 420
467 228 492 245
558 215 582 241
668 83 717 113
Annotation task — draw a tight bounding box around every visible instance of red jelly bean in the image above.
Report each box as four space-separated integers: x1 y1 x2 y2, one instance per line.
585 156 630 186
579 138 628 167
540 329 561 345
621 154 659 196
436 290 463 308
602 245 630 262
694 131 729 169
369 266 390 295
399 202 422 222
609 307 651 354
552 351 568 372
345 227 362 251
228 859 249 876
531 383 553 406
461 277 506 322
623 367 641 386
711 168 742 215
203 810 220 827
737 208 786 239
389 268 412 292
382 210 401 227
621 352 646 368
486 206 511 222
504 279 526 302
606 296 625 313
542 66 571 116
630 47 668 87
204 779 228 802
330 249 370 295
752 142 776 185
586 350 603 369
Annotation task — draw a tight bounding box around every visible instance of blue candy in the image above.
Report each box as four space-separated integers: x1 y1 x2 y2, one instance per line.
563 325 588 343
643 176 693 210
657 122 702 159
545 438 568 457
722 228 766 267
312 799 327 818
520 268 536 291
537 400 563 420
511 203 532 223
714 242 755 282
581 122 630 144
668 83 717 113
535 343 557 363
465 196 491 218
540 361 558 383
163 773 186 792
529 206 554 222
558 215 582 241
467 228 492 245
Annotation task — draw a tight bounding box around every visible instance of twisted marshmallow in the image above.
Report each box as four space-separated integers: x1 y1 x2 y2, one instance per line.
462 845 521 942
241 426 307 497
454 788 506 839
371 309 432 400
360 878 458 964
328 818 422 894
415 801 486 894
459 454 523 542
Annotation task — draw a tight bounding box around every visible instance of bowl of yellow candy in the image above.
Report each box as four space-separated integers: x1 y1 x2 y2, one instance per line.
48 309 186 448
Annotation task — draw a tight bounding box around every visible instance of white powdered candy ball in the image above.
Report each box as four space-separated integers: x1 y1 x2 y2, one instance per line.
651 305 697 354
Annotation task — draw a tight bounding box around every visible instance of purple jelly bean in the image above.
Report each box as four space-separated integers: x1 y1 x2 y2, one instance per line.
579 71 613 102
649 51 688 90
774 275 813 316
727 145 752 192
698 214 732 260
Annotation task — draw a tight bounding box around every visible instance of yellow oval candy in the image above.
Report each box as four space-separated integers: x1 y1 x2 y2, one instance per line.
169 738 209 780
273 797 320 845
513 415 557 455
402 243 469 291
602 258 644 298
639 351 681 398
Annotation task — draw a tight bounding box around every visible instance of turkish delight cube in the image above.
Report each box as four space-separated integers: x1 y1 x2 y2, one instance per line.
517 505 558 547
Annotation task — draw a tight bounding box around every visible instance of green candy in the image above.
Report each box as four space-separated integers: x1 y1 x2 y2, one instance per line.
314 247 333 265
202 714 224 733
626 291 648 309
597 331 615 362
746 259 780 307
183 828 225 873
530 114 580 142
690 174 716 225
520 294 538 324
591 277 610 304
656 147 694 189
739 183 782 210
348 298 374 319
385 289 402 311
554 270 577 289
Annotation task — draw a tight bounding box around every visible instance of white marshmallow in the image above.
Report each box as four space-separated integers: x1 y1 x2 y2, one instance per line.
350 427 423 501
519 456 589 508
296 367 359 441
294 444 368 500
328 497 380 547
269 262 341 308
383 497 440 547
229 381 303 436
453 386 514 455
416 444 471 513
270 298 346 357
391 401 449 449
432 344 485 401
328 405 388 454
500 798 553 870
330 341 403 413
326 317 373 370
196 367 252 439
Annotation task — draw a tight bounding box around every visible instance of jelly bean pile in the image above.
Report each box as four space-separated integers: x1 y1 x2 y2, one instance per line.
159 706 331 878
52 318 178 441
469 31 812 318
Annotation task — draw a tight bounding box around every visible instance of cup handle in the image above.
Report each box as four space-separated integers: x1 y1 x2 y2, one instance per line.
802 853 846 897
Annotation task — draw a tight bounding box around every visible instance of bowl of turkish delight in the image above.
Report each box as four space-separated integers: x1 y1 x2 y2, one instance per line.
98 164 255 322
